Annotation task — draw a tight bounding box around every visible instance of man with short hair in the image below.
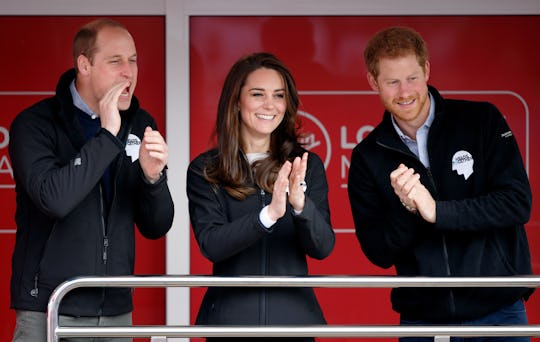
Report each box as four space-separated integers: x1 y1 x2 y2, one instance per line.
9 18 174 341
348 26 533 342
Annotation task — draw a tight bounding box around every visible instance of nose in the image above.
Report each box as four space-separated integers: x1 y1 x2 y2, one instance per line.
397 82 412 97
120 60 134 79
262 96 275 109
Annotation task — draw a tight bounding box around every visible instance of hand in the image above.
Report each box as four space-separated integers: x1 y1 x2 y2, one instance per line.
139 126 168 183
99 80 130 136
390 164 436 223
287 152 308 212
267 159 291 221
390 164 420 209
268 152 308 220
408 181 436 223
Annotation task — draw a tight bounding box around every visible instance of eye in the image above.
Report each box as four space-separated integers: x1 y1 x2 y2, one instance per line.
251 92 263 97
274 93 285 99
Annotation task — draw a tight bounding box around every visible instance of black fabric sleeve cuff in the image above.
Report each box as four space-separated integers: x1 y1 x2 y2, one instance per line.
99 128 125 150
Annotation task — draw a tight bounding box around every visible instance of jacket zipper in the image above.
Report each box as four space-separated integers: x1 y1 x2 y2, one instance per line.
259 188 268 324
30 274 39 297
379 141 456 314
426 168 455 314
31 221 59 298
97 124 130 315
98 185 107 316
101 185 108 265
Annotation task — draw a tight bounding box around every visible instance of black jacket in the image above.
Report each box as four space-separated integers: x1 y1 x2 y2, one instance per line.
9 69 174 316
187 149 335 325
348 86 533 321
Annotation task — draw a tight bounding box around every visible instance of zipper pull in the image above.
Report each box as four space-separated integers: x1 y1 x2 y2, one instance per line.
260 189 266 208
103 237 109 263
30 274 39 297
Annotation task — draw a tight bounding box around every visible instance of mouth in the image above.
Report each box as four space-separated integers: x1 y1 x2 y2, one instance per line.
255 113 276 120
397 98 415 106
121 86 130 97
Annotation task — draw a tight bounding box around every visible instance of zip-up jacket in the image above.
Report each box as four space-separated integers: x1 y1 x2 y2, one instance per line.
187 149 335 325
348 86 533 321
9 69 174 316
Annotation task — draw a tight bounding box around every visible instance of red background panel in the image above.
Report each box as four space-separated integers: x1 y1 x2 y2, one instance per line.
0 16 165 341
1 13 539 342
189 16 540 341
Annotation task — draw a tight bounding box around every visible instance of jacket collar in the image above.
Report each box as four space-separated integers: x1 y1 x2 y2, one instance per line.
375 85 445 153
56 68 140 120
55 68 140 147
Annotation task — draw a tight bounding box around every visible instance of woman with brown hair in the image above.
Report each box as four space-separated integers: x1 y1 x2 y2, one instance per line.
187 52 335 341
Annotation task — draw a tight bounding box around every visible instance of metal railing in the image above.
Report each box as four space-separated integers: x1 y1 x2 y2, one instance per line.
47 275 540 341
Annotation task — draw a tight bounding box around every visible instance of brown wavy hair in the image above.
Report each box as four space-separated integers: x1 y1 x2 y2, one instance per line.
204 52 304 200
364 26 429 79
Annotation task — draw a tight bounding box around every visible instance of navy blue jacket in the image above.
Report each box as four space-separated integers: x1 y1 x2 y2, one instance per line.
187 149 335 325
9 69 174 316
348 86 533 321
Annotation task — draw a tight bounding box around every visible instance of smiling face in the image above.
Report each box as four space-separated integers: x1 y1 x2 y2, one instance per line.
238 67 286 152
77 26 138 113
368 53 430 133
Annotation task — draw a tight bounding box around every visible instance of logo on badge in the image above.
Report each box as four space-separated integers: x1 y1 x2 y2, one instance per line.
125 133 141 163
452 150 474 180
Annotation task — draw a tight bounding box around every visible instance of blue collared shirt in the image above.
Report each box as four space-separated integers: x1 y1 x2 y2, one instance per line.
69 80 98 119
391 92 435 168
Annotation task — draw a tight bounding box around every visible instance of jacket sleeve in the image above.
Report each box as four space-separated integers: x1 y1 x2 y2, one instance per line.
9 109 124 218
133 115 174 239
187 155 269 263
348 145 426 269
435 104 532 232
135 170 175 239
292 152 335 260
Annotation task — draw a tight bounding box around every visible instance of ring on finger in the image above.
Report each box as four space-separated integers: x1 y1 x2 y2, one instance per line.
299 180 307 192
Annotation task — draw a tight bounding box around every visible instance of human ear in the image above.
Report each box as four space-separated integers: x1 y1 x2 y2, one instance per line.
367 73 379 92
77 55 91 75
424 60 431 82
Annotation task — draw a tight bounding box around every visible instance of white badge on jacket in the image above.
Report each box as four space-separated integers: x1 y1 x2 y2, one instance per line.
452 150 474 180
125 133 141 163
